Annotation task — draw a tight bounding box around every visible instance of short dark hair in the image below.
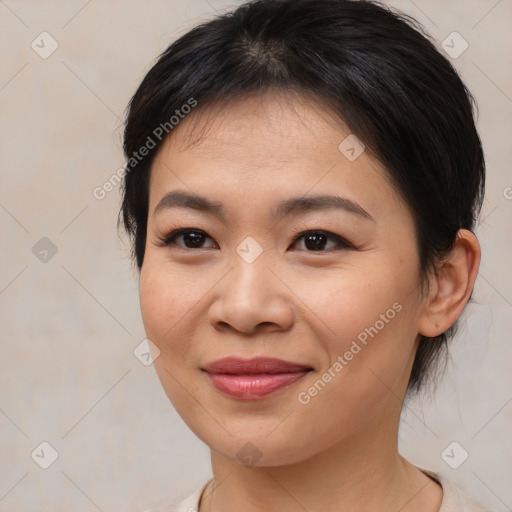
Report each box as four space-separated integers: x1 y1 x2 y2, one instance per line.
119 0 485 394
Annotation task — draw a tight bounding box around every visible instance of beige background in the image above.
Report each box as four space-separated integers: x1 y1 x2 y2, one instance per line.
1 0 511 511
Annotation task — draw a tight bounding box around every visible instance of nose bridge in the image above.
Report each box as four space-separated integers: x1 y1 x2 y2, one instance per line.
209 239 294 333
226 238 272 307
233 247 267 293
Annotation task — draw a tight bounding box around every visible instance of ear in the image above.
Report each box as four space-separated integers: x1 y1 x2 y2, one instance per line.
418 229 481 337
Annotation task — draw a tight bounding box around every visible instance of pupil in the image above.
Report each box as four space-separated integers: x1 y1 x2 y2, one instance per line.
184 231 204 248
306 233 326 250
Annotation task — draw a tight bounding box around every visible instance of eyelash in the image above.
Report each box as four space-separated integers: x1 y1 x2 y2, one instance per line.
157 227 355 252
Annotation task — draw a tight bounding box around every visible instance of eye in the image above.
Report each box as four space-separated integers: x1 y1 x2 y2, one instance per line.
159 228 217 249
290 230 354 251
158 228 354 252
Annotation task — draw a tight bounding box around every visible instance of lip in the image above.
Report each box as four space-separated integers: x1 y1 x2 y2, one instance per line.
202 357 313 400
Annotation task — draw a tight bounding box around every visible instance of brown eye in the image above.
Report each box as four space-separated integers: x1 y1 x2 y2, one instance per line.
162 229 217 249
290 230 353 251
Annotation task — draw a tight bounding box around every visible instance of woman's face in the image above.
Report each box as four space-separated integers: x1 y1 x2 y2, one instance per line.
139 93 427 466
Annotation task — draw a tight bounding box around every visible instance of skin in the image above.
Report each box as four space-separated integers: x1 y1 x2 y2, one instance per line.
139 92 480 512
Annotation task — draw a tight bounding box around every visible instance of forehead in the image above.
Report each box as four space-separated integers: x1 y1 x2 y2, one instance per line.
148 91 403 218
188 93 353 151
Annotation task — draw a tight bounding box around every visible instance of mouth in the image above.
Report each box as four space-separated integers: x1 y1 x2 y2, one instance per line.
201 357 314 400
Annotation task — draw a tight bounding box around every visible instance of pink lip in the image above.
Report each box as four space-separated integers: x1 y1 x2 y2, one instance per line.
202 357 313 400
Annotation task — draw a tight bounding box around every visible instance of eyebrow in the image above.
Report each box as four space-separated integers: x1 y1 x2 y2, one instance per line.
153 190 374 222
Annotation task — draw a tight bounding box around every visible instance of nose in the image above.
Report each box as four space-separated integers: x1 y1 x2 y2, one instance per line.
208 255 295 336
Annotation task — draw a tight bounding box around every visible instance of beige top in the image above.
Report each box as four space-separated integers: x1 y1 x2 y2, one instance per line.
145 468 492 512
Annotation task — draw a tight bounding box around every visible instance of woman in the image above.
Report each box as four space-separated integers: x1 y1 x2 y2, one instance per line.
119 0 490 510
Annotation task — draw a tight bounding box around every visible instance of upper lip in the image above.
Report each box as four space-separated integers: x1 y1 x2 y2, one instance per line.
202 357 313 374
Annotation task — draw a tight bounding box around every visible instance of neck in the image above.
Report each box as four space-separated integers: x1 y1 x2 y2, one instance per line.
200 410 442 512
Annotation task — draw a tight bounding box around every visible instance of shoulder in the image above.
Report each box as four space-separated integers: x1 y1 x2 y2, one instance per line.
420 468 493 512
141 479 212 512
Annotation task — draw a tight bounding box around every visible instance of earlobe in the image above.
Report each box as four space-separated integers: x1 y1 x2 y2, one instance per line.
418 229 481 338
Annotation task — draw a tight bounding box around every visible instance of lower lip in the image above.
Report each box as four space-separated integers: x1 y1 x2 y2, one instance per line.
205 371 310 399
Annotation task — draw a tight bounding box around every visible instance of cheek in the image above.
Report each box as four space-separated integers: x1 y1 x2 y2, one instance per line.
290 293 416 452
139 259 209 416
294 266 407 344
139 259 206 347
297 263 420 389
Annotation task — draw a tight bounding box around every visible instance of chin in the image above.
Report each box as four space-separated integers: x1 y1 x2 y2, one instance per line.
208 435 315 467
